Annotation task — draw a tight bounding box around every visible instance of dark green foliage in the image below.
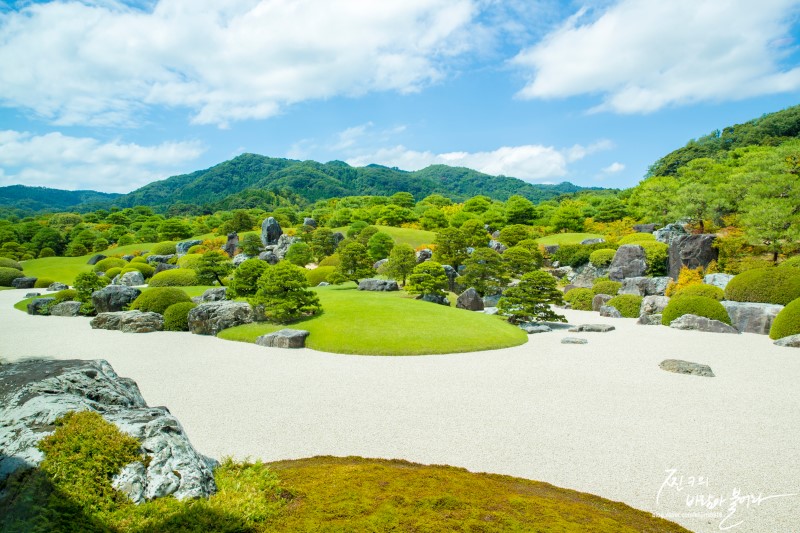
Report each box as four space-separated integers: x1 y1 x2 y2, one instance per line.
564 288 594 311
662 296 732 325
366 231 394 261
496 224 530 247
305 266 335 286
459 219 490 248
131 287 191 314
0 256 22 270
164 302 197 331
606 295 643 318
196 250 233 286
504 195 536 225
239 233 263 256
498 271 566 324
34 277 55 289
53 289 78 304
310 228 338 260
592 280 621 296
158 219 192 241
0 184 119 214
433 227 468 269
148 269 198 287
92 257 127 273
383 243 417 285
461 248 509 296
229 258 268 297
38 247 56 258
285 242 313 266
673 284 724 300
551 245 592 268
356 225 379 246
252 261 322 323
589 249 615 267
329 242 375 284
150 241 177 255
406 261 448 298
502 246 539 278
769 297 800 339
724 267 800 305
73 271 109 302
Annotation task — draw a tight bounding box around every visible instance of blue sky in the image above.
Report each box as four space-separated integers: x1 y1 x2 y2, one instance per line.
1 0 800 194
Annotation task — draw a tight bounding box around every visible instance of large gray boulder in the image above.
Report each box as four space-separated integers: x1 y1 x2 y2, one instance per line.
775 334 800 348
260 217 282 246
176 239 203 255
358 278 399 291
50 301 82 317
11 277 37 289
704 273 734 290
520 323 552 334
416 248 432 263
599 305 622 318
668 314 740 334
721 301 783 335
87 254 107 265
91 311 164 333
420 294 450 306
654 223 689 245
619 276 670 296
571 263 608 288
92 285 141 313
580 238 605 245
488 240 507 253
442 264 461 293
255 329 310 349
146 254 175 265
258 250 280 265
550 266 575 281
274 234 300 260
232 253 251 267
198 287 228 302
0 359 216 502
633 223 657 233
569 324 615 333
153 262 179 275
47 282 69 292
303 217 317 228
27 298 55 316
668 234 718 279
456 288 484 311
188 302 254 335
637 313 663 325
659 359 715 377
608 245 647 281
592 294 613 311
640 295 670 316
223 232 239 258
115 270 145 287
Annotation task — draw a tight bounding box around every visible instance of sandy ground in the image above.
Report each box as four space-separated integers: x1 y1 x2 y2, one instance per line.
1 288 798 532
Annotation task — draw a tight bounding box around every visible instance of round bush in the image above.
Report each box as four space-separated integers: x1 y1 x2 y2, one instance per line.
769 297 800 340
639 241 669 276
589 249 615 267
38 247 56 258
724 267 800 305
177 253 203 271
592 280 621 296
131 287 191 314
163 302 197 332
306 266 335 286
0 267 25 286
318 254 340 267
187 244 203 254
150 241 177 255
618 233 655 245
92 257 127 273
0 257 22 270
104 267 123 280
779 256 800 269
662 296 731 326
673 283 724 301
606 294 643 318
564 288 594 311
34 277 55 289
130 256 148 264
53 289 78 304
124 261 155 278
148 269 198 287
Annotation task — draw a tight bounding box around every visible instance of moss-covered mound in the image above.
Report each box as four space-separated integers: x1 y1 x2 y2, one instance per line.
769 297 800 340
150 241 177 255
564 287 594 311
589 248 615 267
779 256 800 268
0 257 22 270
130 287 191 314
673 283 724 300
662 296 731 326
148 269 198 287
592 280 621 296
724 267 800 305
605 294 643 318
163 302 197 331
618 233 655 245
93 257 127 273
0 267 25 286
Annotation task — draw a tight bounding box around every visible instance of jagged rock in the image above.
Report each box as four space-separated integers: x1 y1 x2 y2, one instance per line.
580 238 605 245
520 323 552 334
654 223 689 245
0 359 216 502
659 359 715 377
91 311 164 333
420 294 450 306
543 245 559 256
303 217 317 228
358 279 399 291
482 307 499 315
153 262 178 275
274 234 300 260
116 270 145 286
668 234 718 279
483 294 502 307
146 254 175 265
491 230 501 239
442 264 461 292
223 232 239 258
571 263 608 288
637 313 663 325
87 254 107 265
317 282 330 287
232 253 251 267
608 245 647 281
92 285 141 313
488 240 507 253
50 301 82 317
550 266 575 281
561 337 588 344
592 294 613 311
668 314 740 334
456 288 484 311
46 282 69 292
633 223 657 233
24 292 40 298
258 251 279 265
199 287 228 302
704 273 734 290
569 324 615 333
11 277 37 289
721 301 783 335
619 276 670 296
775 334 800 348
188 301 253 336
599 305 622 318
255 329 310 349
640 295 670 316
260 217 282 246
373 258 388 271
176 239 202 255
416 248 432 263
27 298 54 316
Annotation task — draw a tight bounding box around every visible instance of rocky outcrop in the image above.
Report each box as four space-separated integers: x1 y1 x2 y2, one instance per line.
704 273 734 290
260 217 282 246
47 282 69 292
721 301 783 335
176 239 203 255
668 314 739 334
637 314 662 325
654 223 688 245
608 245 647 281
274 234 300 260
92 285 141 313
358 279 399 291
599 305 622 318
592 294 613 311
550 266 575 281
223 233 239 258
520 323 552 334
87 254 107 265
668 234 718 279
27 298 54 316
188 302 253 335
303 217 317 228
420 294 450 306
115 270 145 286
373 259 388 271
258 251 279 265
50 301 82 317
639 295 670 316
571 263 608 288
580 238 605 245
569 324 615 333
659 359 715 377
199 287 228 302
775 334 800 348
619 276 670 296
255 329 310 349
416 248 432 263
153 262 179 275
232 253 251 267
633 223 657 233
146 254 175 265
488 240 507 253
11 277 37 289
91 311 164 333
456 288 484 311
0 359 216 502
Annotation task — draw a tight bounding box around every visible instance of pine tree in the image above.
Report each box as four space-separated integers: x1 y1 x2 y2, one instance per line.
498 271 566 324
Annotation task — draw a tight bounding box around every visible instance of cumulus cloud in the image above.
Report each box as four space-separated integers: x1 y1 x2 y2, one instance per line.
512 0 800 113
602 162 625 173
0 0 477 127
0 130 204 192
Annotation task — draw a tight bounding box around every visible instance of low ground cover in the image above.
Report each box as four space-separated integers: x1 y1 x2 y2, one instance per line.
535 233 604 246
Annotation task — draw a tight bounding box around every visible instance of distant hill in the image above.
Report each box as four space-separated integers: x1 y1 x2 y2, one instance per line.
0 185 120 215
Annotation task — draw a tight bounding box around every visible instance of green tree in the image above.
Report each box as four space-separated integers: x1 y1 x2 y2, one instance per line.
497 224 530 247
460 248 509 296
406 261 448 298
390 191 415 208
594 197 628 222
550 201 585 233
383 243 417 285
285 242 314 266
221 210 256 234
419 207 449 230
498 271 566 324
432 227 468 269
503 246 539 278
252 261 321 324
240 233 263 256
158 218 192 241
367 231 394 261
462 195 492 213
229 258 268 297
505 195 536 225
460 219 490 248
311 228 338 260
329 242 375 284
196 250 233 286
31 227 65 255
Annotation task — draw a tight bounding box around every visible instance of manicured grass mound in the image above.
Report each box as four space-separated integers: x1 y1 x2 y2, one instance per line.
606 294 643 318
769 297 800 340
724 267 800 305
123 261 155 279
673 283 724 300
564 287 594 311
131 287 192 314
589 248 615 267
373 225 436 248
53 289 78 304
220 285 528 355
149 269 198 287
0 257 22 270
779 256 800 268
93 257 127 273
592 280 621 296
164 302 197 331
150 241 177 255
535 233 604 245
662 296 732 326
0 267 25 286
33 277 55 289
305 266 334 286
618 232 655 245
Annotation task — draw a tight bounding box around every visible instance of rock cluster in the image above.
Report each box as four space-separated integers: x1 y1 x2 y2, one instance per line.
91 311 164 333
92 285 141 313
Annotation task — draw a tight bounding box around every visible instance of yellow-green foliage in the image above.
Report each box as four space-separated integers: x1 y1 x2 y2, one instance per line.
724 267 800 305
53 289 77 303
34 277 55 289
673 283 724 300
317 253 340 267
131 287 191 314
0 267 25 286
564 287 594 310
123 261 155 279
665 266 704 297
148 269 198 287
178 253 203 271
618 233 655 245
662 296 732 325
130 256 148 264
0 257 22 270
770 297 800 340
592 280 621 296
606 294 643 318
306 266 335 286
150 241 177 255
639 241 669 276
589 248 616 267
105 267 123 280
163 302 197 331
93 257 127 273
779 256 800 268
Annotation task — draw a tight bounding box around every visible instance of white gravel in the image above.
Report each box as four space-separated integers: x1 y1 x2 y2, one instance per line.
2 288 798 532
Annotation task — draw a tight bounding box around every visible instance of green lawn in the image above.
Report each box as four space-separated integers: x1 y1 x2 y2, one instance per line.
333 225 436 248
536 232 604 245
219 284 527 355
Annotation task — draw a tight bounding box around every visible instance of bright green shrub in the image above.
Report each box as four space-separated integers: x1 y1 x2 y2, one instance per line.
618 233 655 245
150 241 177 255
34 277 55 289
564 287 594 311
229 258 268 298
606 294 643 318
148 269 198 287
38 247 56 258
769 298 800 340
551 245 592 267
131 287 191 314
593 276 610 284
92 257 127 273
639 241 669 276
673 283 724 300
53 289 78 304
661 296 731 325
130 256 147 264
724 267 800 305
163 302 197 331
104 267 123 280
0 257 22 270
589 249 615 267
124 261 155 278
306 266 335 286
0 267 25 286
177 253 203 271
592 280 621 296
779 256 800 269
318 254 340 267
187 244 203 254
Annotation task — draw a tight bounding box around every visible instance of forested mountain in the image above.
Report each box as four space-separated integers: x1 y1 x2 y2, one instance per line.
0 185 120 215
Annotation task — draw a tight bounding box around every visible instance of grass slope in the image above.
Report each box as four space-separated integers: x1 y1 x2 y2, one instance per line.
536 233 604 246
220 284 527 355
374 225 436 248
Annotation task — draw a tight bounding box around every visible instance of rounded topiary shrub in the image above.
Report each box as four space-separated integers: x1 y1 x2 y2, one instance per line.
779 256 800 269
104 267 123 280
606 294 643 318
564 287 594 311
131 287 191 314
38 247 56 258
724 267 800 305
673 283 724 301
592 280 621 296
187 244 203 254
662 296 731 326
53 289 78 304
318 254 340 267
150 241 177 255
639 241 669 276
769 297 800 340
177 253 203 271
148 269 198 287
130 256 148 264
34 277 55 289
0 257 22 270
163 302 197 331
0 267 25 286
124 261 155 278
92 257 127 273
306 266 335 287
618 233 655 245
589 248 616 268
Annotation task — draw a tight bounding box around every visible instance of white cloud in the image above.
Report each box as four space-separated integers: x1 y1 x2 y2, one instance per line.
602 162 625 173
0 130 204 192
0 0 477 127
512 0 800 113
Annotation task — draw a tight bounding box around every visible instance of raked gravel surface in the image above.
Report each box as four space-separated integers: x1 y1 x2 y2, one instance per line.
1 288 798 533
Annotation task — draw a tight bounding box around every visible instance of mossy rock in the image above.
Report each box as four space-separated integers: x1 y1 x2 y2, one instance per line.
0 267 25 286
131 287 192 315
148 269 198 287
673 283 724 300
592 280 621 296
92 257 127 273
564 288 594 311
769 297 800 340
724 267 800 305
662 296 731 326
163 301 197 331
605 294 643 318
589 249 615 268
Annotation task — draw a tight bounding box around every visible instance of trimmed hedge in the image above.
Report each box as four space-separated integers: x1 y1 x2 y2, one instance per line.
130 287 191 315
606 294 643 318
564 288 594 311
662 296 732 326
130 256 147 264
673 284 724 301
618 233 655 245
724 267 800 305
163 302 197 331
769 297 800 340
0 257 22 270
92 257 127 273
589 249 616 268
318 254 340 267
150 241 177 255
0 267 25 286
306 266 335 287
34 277 55 289
53 289 78 304
148 269 198 287
592 280 621 296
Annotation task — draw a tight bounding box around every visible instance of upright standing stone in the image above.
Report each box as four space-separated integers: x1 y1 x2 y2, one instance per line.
668 234 718 279
608 245 647 281
260 217 282 246
222 233 239 257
